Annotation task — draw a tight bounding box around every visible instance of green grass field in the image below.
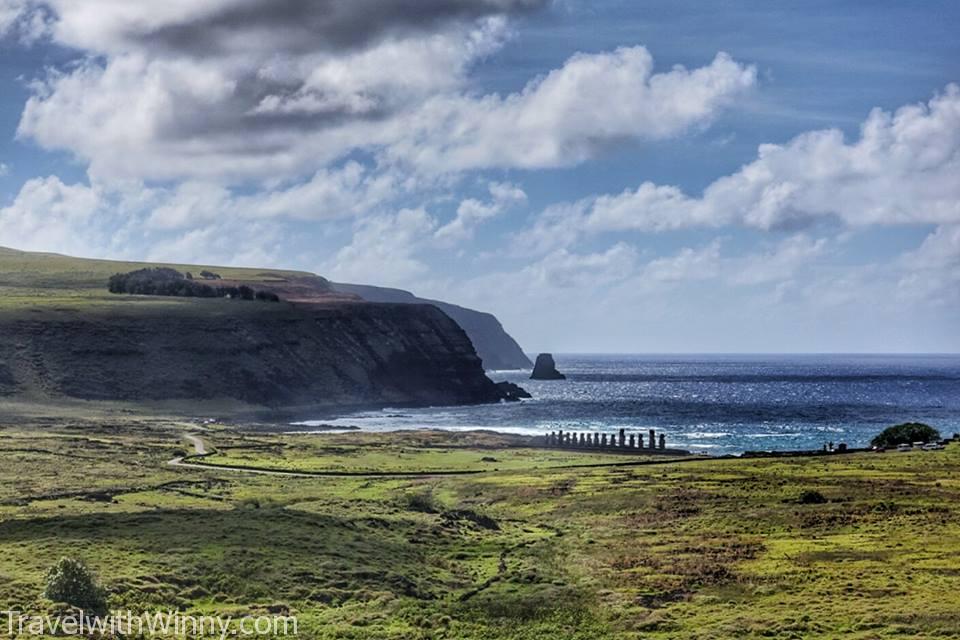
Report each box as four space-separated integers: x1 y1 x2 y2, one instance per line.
1 419 958 638
0 245 313 314
197 430 681 474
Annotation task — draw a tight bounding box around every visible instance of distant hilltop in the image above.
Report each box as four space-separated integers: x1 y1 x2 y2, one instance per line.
0 246 526 415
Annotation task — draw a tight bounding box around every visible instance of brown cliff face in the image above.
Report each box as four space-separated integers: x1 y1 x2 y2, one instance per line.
0 301 504 411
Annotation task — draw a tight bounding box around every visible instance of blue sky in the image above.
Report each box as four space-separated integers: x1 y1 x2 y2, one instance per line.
1 0 958 353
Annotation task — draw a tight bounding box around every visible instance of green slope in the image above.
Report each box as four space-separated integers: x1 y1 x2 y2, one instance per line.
0 245 316 304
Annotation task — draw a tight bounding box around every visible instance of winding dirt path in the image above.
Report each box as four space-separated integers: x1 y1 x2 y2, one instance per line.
168 433 317 477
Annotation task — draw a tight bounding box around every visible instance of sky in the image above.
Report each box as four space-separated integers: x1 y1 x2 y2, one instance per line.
0 0 958 354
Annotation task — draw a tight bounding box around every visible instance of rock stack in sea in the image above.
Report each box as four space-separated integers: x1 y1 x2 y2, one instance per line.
530 353 566 380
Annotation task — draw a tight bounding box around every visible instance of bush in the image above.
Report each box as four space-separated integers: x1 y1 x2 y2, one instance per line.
403 488 441 513
871 422 941 448
43 558 107 615
797 490 828 505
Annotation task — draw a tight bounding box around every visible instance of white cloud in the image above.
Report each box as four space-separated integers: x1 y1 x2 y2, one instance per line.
434 181 525 244
578 85 960 234
145 163 398 230
728 234 828 285
0 1 19 35
0 175 105 255
39 0 543 55
642 240 723 283
895 224 960 306
636 234 827 288
0 174 319 267
16 0 755 184
0 162 9 176
15 7 517 182
531 243 637 290
388 48 756 173
0 0 49 43
321 207 437 286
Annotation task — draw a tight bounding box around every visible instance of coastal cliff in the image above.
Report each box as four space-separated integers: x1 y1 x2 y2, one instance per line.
332 282 532 370
0 246 509 413
0 301 503 410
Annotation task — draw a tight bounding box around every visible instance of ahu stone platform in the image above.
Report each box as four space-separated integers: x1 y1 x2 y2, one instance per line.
542 428 689 456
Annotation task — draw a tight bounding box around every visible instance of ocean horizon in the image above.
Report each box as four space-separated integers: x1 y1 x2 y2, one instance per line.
297 353 960 455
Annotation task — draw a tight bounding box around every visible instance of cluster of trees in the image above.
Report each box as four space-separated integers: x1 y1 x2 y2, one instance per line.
107 268 280 302
871 422 940 447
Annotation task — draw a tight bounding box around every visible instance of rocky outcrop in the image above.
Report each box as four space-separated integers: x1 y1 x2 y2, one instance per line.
530 353 566 380
332 282 531 370
494 381 532 401
0 302 507 412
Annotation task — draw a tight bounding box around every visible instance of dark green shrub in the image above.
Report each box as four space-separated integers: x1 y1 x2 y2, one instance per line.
43 558 107 615
403 488 440 513
797 490 828 504
871 422 940 448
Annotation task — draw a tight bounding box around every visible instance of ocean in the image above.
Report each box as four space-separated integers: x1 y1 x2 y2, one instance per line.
297 354 960 455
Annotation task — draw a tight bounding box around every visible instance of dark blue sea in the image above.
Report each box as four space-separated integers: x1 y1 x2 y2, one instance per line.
299 354 960 455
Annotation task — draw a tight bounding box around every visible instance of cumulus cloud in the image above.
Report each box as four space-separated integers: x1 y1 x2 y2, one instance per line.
434 181 526 244
16 0 754 183
896 224 960 306
388 48 756 172
0 0 49 42
0 175 106 255
13 1 535 181
579 85 960 233
639 234 828 286
322 207 438 286
145 162 398 230
0 172 362 265
43 0 545 56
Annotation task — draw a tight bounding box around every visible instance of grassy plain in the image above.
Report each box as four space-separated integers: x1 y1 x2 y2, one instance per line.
0 420 958 638
198 429 679 474
0 246 322 324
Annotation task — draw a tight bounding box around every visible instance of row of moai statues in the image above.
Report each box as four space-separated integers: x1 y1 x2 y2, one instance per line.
544 428 666 450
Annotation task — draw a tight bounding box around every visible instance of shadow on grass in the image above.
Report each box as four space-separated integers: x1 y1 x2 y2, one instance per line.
0 506 460 608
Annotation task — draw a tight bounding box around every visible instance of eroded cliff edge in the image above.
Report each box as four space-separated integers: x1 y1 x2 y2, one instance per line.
0 301 504 412
332 282 532 370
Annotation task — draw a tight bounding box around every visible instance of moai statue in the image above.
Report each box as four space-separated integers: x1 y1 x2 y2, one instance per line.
637 433 644 449
558 430 565 447
659 433 666 450
628 434 635 449
600 433 608 447
588 433 596 447
579 433 586 447
649 429 656 449
618 428 626 448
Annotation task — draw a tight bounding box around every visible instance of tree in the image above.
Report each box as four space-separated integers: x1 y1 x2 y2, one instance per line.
871 422 940 448
108 268 276 302
43 557 107 614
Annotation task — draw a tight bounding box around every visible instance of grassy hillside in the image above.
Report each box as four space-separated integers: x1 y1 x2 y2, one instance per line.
0 246 504 413
1 420 958 639
0 246 324 311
